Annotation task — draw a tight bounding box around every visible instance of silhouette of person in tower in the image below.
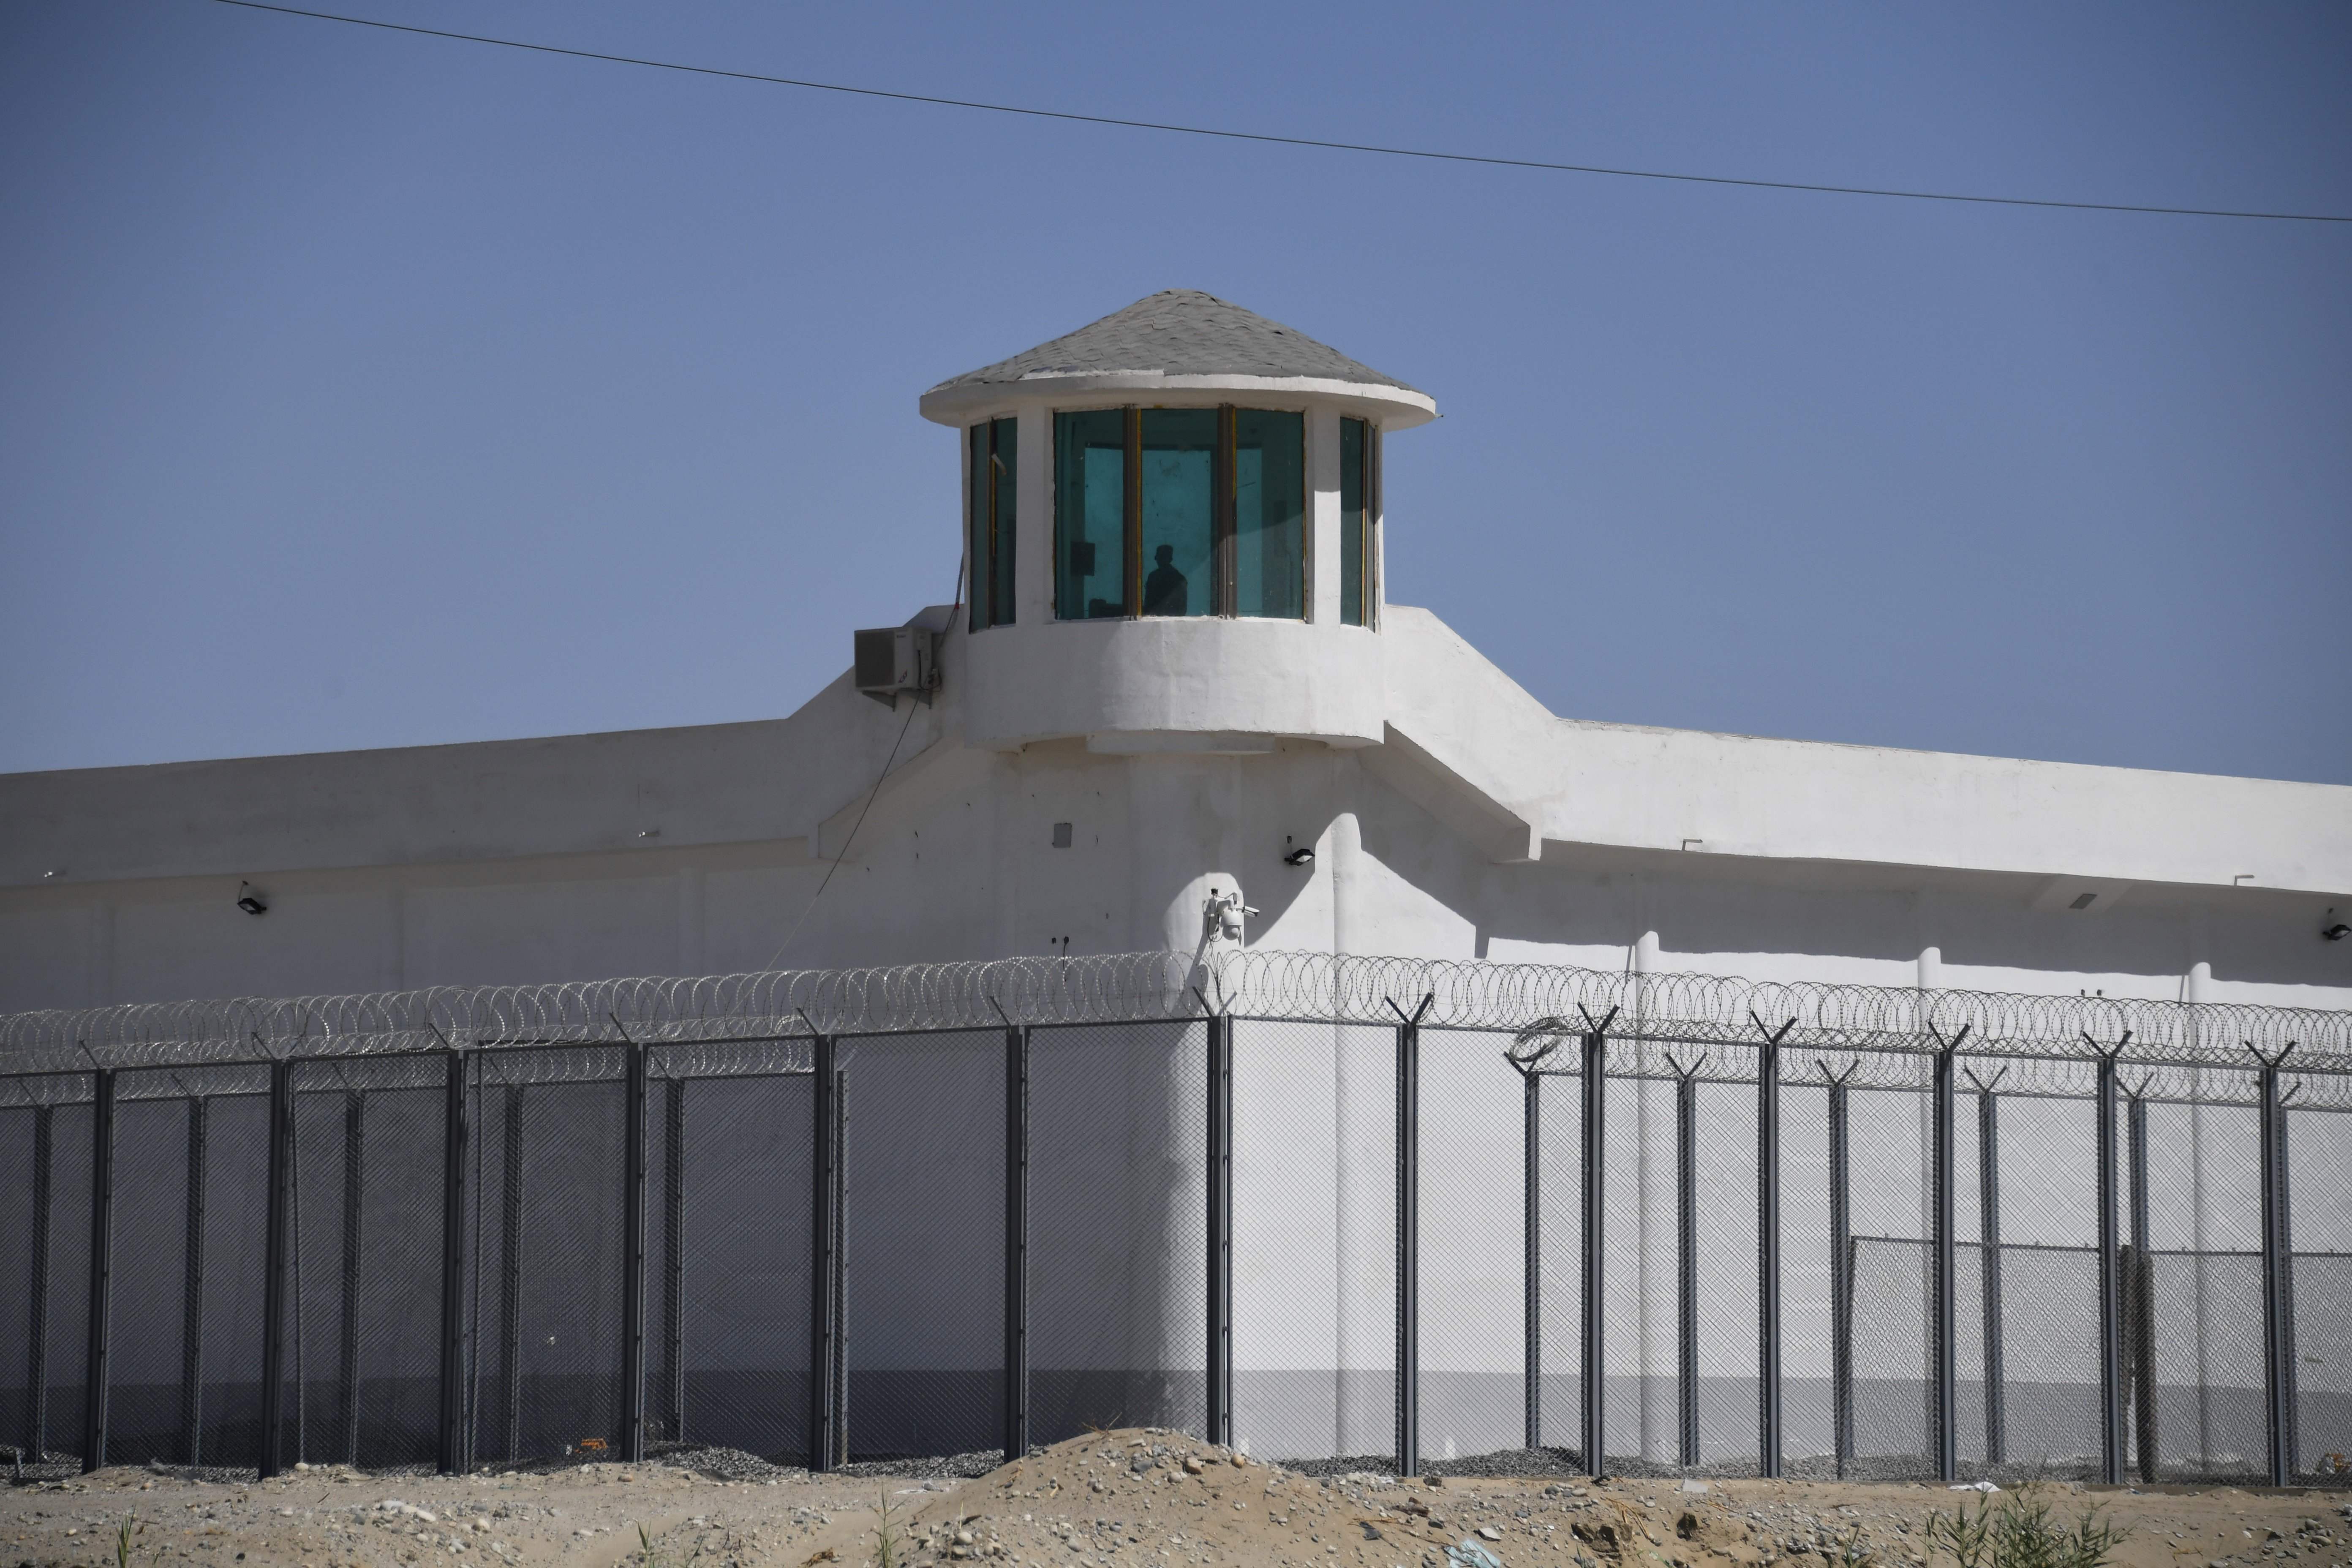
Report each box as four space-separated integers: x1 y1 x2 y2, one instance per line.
1142 544 1189 616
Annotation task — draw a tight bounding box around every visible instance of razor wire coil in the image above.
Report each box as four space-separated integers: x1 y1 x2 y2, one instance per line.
0 949 2344 1101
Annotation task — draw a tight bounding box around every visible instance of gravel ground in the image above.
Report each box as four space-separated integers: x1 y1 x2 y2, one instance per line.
834 1450 1007 1482
5 1433 2347 1568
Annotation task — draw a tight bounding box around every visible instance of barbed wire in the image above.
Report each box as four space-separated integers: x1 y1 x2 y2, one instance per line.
0 949 2344 1093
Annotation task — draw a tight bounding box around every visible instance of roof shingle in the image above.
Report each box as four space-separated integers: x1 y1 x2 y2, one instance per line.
928 289 1422 395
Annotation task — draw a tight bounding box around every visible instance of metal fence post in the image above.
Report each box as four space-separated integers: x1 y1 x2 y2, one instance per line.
499 1086 525 1463
1580 1007 1616 1480
620 1038 649 1463
2278 1083 2299 1483
27 1103 55 1467
2093 1038 2126 1485
1004 1024 1029 1464
1206 1015 1233 1450
1928 1023 1965 1483
1756 1015 1790 1479
338 1090 365 1465
833 1070 850 1467
1968 1071 2005 1469
80 1066 117 1476
2252 1044 2298 1486
1824 1064 1854 1479
435 1048 471 1476
1392 1000 1425 1479
809 1033 840 1473
259 1060 296 1478
180 1095 209 1465
1673 1057 1699 1470
1523 1061 1541 1453
662 1076 686 1446
2125 1086 2156 1482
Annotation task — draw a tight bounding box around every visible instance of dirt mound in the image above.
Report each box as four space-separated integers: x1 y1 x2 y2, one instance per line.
871 1427 1772 1566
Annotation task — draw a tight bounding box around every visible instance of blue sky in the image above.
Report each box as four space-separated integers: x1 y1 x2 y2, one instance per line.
3 1 2347 782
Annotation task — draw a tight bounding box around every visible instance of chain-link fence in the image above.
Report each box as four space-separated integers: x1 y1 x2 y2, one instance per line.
1 951 2347 1486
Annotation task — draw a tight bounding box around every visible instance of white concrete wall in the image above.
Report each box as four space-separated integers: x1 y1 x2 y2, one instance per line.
5 595 2348 1013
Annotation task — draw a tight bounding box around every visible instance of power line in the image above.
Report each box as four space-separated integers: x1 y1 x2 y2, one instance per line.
215 0 2350 226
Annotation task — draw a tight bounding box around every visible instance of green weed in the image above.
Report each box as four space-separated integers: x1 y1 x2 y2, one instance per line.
1925 1489 2126 1568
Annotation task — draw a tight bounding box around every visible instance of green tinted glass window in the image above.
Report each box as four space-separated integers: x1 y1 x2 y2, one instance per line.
988 418 1016 628
1339 417 1367 626
967 419 1016 630
967 424 991 632
1054 410 1127 619
1139 408 1216 617
1233 409 1304 619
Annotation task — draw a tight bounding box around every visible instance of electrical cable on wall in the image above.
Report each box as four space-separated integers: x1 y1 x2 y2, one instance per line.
761 547 966 973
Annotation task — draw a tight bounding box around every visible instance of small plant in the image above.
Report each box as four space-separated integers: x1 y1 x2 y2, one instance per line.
114 1514 158 1568
637 1522 664 1568
1925 1488 2126 1568
1927 1494 1995 1568
871 1484 904 1568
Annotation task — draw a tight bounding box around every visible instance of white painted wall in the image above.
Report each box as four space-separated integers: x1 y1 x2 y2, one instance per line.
5 596 2349 1012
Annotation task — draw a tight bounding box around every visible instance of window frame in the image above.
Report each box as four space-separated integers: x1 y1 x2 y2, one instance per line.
1051 403 1310 624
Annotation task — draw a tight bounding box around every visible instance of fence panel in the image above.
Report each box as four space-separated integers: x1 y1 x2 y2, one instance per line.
1993 1094 2102 1478
1533 1056 1582 1459
1417 1028 1521 1465
2140 1094 2266 1481
1601 1064 1675 1469
193 1088 270 1470
1951 1083 1984 1473
1029 1020 1207 1446
1232 1019 1392 1463
839 1029 1004 1461
1694 1072 1760 1474
277 1056 448 1470
470 1073 523 1466
1780 1077 1833 1471
0 1102 37 1460
661 1053 814 1463
475 1047 627 1465
105 1086 193 1465
1847 1085 1930 1474
2288 1100 2352 1481
36 1098 97 1465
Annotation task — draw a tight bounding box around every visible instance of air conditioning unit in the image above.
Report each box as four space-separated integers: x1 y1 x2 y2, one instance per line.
853 626 940 708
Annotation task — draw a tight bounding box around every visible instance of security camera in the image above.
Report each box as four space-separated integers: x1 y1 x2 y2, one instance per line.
1204 886 1258 943
237 881 268 917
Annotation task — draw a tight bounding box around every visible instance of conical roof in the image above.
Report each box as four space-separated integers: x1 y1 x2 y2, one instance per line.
919 290 1435 427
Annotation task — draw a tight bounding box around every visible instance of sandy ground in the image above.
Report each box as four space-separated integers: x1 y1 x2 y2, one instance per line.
5 1433 2347 1568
